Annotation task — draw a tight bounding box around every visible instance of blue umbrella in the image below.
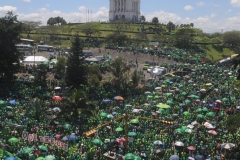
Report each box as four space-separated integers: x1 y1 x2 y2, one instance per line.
62 136 68 141
102 99 111 103
195 155 205 160
8 100 17 105
4 157 17 160
68 134 77 140
112 112 117 115
169 155 179 160
6 106 13 109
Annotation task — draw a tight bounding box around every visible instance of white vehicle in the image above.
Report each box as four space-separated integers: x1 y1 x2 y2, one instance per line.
147 66 154 73
16 44 33 53
37 45 54 52
152 67 166 76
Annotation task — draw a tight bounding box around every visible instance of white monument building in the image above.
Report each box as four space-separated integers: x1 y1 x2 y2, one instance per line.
109 0 140 21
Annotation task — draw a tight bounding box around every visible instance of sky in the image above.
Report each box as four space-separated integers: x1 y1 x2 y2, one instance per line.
1 0 240 33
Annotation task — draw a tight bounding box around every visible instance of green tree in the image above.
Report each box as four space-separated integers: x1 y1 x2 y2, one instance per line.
152 17 159 24
139 15 146 22
79 22 101 39
131 69 140 87
223 31 240 48
224 113 240 132
0 12 23 80
166 21 175 32
110 57 130 90
53 57 67 80
22 21 41 38
47 17 67 26
66 36 88 87
175 28 195 48
62 89 95 119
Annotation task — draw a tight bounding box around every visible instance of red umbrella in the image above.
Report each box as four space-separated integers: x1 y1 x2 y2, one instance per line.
187 146 196 151
208 130 218 135
52 96 62 101
55 134 61 139
114 96 124 101
136 106 141 109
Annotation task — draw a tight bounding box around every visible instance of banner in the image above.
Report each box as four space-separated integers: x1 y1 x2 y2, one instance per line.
22 133 68 151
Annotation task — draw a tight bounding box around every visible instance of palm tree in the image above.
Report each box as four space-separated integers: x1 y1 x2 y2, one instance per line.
61 89 95 119
110 57 130 91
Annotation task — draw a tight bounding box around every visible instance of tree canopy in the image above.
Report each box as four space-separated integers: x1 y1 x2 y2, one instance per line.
0 12 23 80
22 21 41 38
47 16 67 25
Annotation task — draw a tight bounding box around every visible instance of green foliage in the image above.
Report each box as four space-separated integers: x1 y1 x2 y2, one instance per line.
224 113 240 132
88 65 102 81
0 12 23 80
47 16 67 26
223 30 240 47
152 17 159 24
79 22 101 38
131 69 140 87
66 36 88 87
88 74 100 88
175 27 195 48
22 21 41 38
110 57 130 90
53 57 67 80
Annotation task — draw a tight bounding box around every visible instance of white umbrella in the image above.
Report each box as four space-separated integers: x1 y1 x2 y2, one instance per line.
187 124 194 129
175 141 184 146
155 87 161 90
54 87 61 90
215 100 222 103
153 140 163 145
132 109 139 113
125 104 132 107
191 121 198 126
200 89 206 92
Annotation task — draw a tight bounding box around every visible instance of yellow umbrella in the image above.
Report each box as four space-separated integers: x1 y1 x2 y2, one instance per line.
205 83 212 86
156 103 170 109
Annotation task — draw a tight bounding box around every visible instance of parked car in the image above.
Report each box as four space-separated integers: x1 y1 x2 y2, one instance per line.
152 67 167 76
147 66 154 73
143 64 150 70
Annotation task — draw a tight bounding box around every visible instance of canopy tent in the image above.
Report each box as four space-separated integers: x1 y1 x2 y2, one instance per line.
23 56 48 65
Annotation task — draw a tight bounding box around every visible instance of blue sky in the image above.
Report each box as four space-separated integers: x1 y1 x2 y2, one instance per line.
1 0 240 32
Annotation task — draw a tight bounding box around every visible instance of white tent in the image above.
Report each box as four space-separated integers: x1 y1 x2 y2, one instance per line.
23 56 48 65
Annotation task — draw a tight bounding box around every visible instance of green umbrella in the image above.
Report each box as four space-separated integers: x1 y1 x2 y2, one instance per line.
166 100 174 105
135 156 141 160
63 123 71 129
181 92 187 95
100 112 108 117
147 95 153 99
181 126 188 130
197 114 204 119
125 153 135 160
0 100 6 105
92 138 102 145
8 137 18 143
154 95 159 99
196 108 202 112
222 97 228 102
45 155 55 160
184 100 191 104
157 103 170 108
206 112 215 117
165 93 172 96
115 127 123 132
175 128 183 134
22 147 33 154
183 111 190 116
130 119 139 124
38 145 48 151
35 157 45 160
128 132 137 136
29 76 35 79
202 107 208 112
104 139 110 143
107 114 114 119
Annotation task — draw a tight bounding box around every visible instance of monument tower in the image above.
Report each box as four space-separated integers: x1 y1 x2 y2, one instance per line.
109 0 140 21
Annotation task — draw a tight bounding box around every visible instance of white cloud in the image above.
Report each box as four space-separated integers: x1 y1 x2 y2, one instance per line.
230 0 240 7
22 0 31 2
197 2 205 6
46 4 50 7
1 5 240 33
78 6 87 13
184 5 193 11
0 6 17 16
